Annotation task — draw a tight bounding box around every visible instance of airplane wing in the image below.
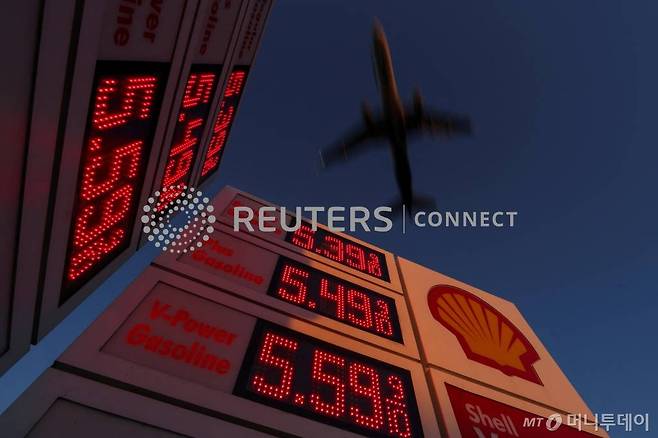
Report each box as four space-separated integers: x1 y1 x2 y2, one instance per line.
404 107 472 137
318 120 389 168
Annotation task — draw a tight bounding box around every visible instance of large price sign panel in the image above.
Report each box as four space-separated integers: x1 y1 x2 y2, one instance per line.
56 267 439 437
148 0 271 216
153 224 418 359
198 66 249 182
156 63 221 207
16 0 198 342
209 187 404 293
196 0 273 185
150 0 251 213
61 61 169 301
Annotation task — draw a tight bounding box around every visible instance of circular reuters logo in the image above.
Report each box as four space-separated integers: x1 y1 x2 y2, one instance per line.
141 184 216 254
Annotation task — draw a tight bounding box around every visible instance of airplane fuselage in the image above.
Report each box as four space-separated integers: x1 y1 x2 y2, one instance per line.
373 26 414 209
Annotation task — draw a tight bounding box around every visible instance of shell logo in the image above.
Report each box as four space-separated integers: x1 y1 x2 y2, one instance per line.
427 285 543 385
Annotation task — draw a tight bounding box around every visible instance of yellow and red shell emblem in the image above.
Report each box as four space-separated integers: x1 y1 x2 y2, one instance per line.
427 285 542 385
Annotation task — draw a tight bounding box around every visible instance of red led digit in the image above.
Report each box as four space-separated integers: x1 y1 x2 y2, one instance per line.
92 76 157 130
373 300 394 337
309 349 346 418
93 79 125 129
159 149 194 208
124 76 157 121
200 69 247 178
385 375 413 437
251 332 298 400
277 264 309 304
345 244 366 271
70 184 133 250
213 102 235 135
347 289 373 329
348 362 384 430
290 223 315 251
166 116 203 164
213 103 236 134
161 145 194 187
367 252 383 278
182 73 216 108
201 101 234 175
322 235 344 262
224 70 246 97
159 115 203 208
68 184 134 280
68 230 124 281
80 138 142 201
319 278 345 320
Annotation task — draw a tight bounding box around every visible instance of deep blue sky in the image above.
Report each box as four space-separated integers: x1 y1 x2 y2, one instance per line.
2 1 656 435
222 0 658 433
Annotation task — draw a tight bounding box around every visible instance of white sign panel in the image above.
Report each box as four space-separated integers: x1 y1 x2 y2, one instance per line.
103 282 256 392
58 266 439 437
153 224 419 360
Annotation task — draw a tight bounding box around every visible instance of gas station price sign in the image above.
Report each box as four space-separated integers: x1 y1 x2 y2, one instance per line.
199 66 249 182
267 258 402 343
286 222 391 283
234 320 423 437
62 61 168 301
158 64 221 207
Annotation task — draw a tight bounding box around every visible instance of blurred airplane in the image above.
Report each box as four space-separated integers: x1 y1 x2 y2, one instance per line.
319 20 472 214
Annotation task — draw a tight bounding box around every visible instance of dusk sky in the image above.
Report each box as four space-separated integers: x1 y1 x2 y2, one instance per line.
2 1 656 436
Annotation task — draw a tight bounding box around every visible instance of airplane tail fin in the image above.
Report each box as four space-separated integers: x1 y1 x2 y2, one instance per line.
388 195 436 218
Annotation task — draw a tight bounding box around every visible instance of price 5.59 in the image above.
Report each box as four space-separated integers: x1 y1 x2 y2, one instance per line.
235 324 423 437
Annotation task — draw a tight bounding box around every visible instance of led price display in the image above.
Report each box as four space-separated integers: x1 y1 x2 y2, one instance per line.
62 61 168 302
286 222 391 282
267 258 402 343
234 321 423 437
199 66 249 183
158 64 220 207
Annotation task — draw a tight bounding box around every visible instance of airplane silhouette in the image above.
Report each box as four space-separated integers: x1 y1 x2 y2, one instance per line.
319 20 472 215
